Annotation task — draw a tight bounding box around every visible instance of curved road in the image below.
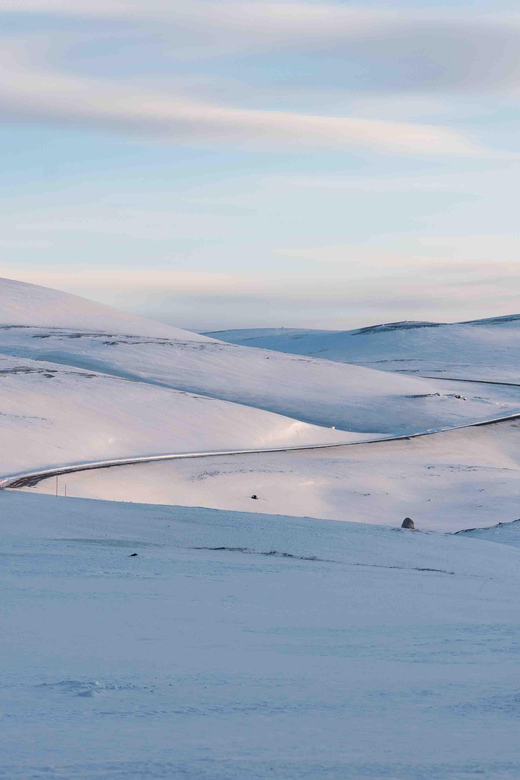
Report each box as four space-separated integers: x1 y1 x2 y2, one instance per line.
3 409 520 492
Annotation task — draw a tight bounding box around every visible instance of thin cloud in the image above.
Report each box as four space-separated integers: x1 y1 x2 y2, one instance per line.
0 267 264 294
0 42 479 155
278 235 520 265
4 2 520 94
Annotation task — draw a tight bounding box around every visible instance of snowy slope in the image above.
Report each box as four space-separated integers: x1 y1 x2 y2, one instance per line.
2 279 520 437
0 276 209 340
462 519 520 547
3 490 520 778
0 353 363 476
462 313 520 327
206 318 520 382
3 324 520 435
206 327 338 343
34 416 520 532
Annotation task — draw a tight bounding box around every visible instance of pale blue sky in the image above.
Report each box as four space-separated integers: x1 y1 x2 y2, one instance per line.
1 1 519 329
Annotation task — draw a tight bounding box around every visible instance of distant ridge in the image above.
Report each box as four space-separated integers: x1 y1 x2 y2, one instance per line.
459 314 520 326
206 314 520 382
352 321 444 335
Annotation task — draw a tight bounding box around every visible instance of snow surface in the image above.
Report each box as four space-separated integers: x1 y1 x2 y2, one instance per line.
3 278 520 776
0 276 209 340
206 318 520 383
2 325 520 436
3 490 520 779
2 279 520 437
0 353 366 476
463 519 520 547
28 416 520 533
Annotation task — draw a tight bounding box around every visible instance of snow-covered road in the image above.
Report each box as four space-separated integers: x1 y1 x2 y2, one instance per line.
5 409 520 496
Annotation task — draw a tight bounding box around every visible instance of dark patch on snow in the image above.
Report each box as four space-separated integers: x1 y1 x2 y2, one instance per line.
353 321 444 335
455 518 520 535
0 366 58 376
405 393 442 398
195 546 326 562
0 366 97 379
195 547 455 574
460 314 520 326
35 679 136 697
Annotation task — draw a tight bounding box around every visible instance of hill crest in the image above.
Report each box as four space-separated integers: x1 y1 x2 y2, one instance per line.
0 277 209 340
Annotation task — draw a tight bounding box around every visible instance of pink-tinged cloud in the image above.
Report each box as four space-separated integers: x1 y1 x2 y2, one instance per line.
0 43 479 155
4 2 520 92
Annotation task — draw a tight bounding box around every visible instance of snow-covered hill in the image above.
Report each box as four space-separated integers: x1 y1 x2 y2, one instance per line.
2 276 520 491
2 315 520 435
0 277 520 478
27 415 520 533
0 353 364 476
0 276 208 340
206 318 520 382
4 324 520 434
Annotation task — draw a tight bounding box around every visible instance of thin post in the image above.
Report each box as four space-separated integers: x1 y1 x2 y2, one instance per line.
56 476 58 497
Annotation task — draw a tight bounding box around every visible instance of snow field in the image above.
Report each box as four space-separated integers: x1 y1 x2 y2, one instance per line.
2 491 520 778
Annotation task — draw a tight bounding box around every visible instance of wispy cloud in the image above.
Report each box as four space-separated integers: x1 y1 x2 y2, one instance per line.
2 2 513 154
0 267 257 293
4 2 520 93
0 39 478 155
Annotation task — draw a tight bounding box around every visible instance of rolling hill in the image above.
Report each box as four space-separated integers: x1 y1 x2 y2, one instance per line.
206 317 520 382
1 279 520 439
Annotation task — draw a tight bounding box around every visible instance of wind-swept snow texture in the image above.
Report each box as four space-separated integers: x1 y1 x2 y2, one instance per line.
206 317 520 383
3 490 520 778
30 415 520 532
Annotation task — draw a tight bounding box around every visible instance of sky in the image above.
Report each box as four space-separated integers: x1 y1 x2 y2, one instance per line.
1 0 520 330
